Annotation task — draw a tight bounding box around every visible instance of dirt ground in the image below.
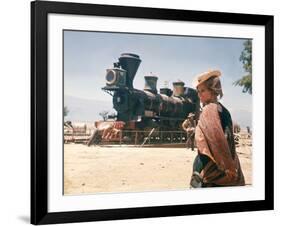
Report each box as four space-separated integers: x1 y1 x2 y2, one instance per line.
64 144 252 195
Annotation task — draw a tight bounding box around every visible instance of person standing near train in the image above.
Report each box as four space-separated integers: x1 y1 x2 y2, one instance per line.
182 113 196 151
190 70 245 188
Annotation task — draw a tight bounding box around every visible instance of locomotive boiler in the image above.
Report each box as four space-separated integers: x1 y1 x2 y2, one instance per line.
88 53 200 146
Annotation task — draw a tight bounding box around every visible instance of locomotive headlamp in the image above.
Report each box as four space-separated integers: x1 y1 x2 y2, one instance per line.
106 69 117 85
105 68 126 87
104 53 141 90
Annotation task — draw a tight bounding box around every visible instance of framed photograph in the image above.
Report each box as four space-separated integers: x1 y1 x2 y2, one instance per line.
31 0 274 224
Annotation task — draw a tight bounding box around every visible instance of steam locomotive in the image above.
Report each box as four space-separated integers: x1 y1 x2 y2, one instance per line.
89 53 200 145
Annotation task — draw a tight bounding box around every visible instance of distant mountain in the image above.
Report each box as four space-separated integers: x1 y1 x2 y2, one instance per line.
64 95 115 122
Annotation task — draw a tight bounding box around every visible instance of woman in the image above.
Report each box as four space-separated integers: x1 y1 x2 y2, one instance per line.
190 70 245 188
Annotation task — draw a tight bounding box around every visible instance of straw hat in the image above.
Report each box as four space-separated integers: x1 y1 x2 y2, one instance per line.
192 70 221 88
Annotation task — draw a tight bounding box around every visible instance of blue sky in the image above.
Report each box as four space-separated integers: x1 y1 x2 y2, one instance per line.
64 30 252 128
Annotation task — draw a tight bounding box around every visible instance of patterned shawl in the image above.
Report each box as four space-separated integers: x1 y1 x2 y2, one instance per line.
195 103 245 186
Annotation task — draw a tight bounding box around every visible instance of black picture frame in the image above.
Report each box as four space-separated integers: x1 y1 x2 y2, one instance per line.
31 0 274 224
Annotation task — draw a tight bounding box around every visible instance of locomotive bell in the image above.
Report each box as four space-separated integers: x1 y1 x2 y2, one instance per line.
119 53 141 88
144 75 158 94
172 80 185 97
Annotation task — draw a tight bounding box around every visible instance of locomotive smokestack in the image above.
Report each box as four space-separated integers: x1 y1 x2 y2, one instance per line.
172 80 185 97
119 53 141 88
144 75 158 94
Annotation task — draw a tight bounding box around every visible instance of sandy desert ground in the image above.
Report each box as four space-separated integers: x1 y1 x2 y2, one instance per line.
64 142 252 195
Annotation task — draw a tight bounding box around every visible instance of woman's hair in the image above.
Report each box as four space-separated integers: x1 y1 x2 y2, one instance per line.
204 76 223 99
